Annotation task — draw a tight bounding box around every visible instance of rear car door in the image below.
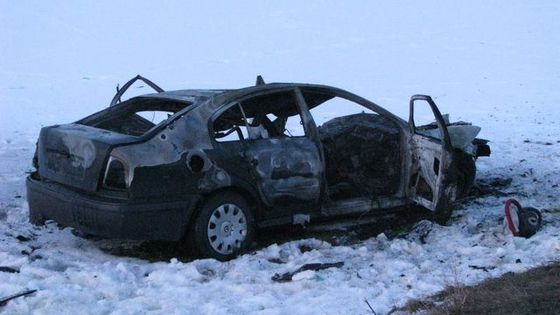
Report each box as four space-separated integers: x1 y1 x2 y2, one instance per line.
214 88 324 216
408 95 456 212
240 89 323 210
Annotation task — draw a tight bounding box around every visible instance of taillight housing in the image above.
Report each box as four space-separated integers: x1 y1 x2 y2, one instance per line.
103 156 128 190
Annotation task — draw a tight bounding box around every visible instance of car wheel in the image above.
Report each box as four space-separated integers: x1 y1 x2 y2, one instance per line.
432 200 453 225
29 208 46 225
518 207 542 238
432 151 476 224
189 192 255 260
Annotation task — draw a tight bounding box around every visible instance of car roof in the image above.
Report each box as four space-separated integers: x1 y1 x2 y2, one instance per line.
137 89 232 103
129 82 408 131
137 83 337 104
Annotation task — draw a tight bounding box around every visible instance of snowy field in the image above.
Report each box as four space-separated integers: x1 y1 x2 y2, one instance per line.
1 1 559 314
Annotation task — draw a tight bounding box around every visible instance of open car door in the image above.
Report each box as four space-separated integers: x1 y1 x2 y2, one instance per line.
408 95 457 220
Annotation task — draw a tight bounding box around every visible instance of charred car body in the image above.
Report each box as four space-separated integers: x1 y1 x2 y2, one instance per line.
27 76 490 260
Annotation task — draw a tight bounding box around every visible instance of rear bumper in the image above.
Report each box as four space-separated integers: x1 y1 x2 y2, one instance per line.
26 175 199 241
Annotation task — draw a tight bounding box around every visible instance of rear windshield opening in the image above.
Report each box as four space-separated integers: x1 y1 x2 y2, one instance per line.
78 98 191 136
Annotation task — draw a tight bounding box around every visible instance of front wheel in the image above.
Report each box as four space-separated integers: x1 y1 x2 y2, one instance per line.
432 151 476 224
455 150 476 199
189 192 255 260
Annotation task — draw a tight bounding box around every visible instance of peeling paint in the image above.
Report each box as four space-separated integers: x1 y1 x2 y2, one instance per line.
61 135 96 168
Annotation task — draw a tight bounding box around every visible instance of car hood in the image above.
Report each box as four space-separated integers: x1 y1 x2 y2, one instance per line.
419 123 482 154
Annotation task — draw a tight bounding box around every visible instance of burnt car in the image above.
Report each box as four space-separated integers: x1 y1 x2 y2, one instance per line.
27 75 490 260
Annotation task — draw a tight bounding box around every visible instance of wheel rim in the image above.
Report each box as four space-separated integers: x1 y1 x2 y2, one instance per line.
207 203 248 255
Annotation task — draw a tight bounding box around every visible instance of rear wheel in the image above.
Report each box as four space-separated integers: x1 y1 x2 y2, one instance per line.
189 192 255 260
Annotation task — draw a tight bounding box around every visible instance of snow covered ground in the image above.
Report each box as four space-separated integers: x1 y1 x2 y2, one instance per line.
1 1 559 314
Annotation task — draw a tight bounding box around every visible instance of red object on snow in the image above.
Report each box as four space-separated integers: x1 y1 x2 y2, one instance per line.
504 198 522 236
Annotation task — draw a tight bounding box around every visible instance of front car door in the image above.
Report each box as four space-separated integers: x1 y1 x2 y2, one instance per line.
408 95 457 216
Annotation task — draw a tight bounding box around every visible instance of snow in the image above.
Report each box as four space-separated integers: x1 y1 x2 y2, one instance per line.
1 1 560 314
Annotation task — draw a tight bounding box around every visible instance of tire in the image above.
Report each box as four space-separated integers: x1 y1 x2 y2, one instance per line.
432 201 453 225
188 192 255 261
29 208 46 226
454 150 476 199
432 151 476 224
518 207 542 238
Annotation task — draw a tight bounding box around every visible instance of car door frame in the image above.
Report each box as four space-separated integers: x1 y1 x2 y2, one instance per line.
407 94 456 212
209 87 326 218
297 86 412 202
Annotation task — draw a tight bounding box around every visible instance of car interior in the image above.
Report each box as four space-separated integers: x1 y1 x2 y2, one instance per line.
213 89 403 202
79 98 190 136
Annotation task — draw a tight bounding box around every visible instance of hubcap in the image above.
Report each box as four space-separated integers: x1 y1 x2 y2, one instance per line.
207 203 248 255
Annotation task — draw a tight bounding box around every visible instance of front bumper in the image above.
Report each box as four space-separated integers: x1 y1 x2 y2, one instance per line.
26 175 199 241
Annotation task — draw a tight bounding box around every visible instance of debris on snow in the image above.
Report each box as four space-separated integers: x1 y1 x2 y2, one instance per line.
272 262 344 282
0 267 19 274
0 289 37 307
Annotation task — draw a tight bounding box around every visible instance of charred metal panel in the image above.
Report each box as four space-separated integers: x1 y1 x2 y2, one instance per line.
128 155 196 200
127 148 235 201
417 122 484 156
202 143 258 195
197 163 232 192
243 137 322 205
407 95 458 212
318 113 401 199
111 101 216 188
37 124 137 192
408 136 457 210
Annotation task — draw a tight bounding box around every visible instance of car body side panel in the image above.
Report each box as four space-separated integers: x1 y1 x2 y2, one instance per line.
201 143 264 210
111 101 216 188
127 154 199 200
112 101 262 207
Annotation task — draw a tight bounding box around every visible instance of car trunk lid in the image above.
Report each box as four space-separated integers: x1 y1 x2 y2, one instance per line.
37 123 138 192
